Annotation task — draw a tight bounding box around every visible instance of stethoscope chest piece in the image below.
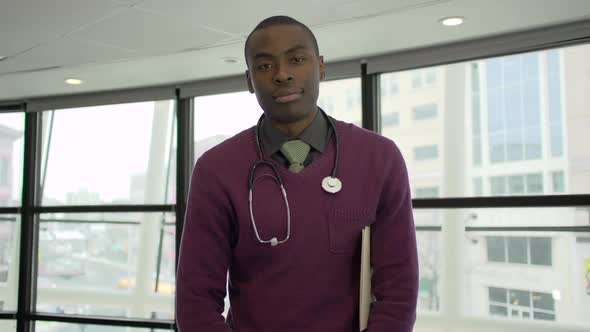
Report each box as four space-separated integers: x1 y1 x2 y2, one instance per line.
322 176 342 194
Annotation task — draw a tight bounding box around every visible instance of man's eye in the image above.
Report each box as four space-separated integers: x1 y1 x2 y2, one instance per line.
257 63 271 70
292 57 305 63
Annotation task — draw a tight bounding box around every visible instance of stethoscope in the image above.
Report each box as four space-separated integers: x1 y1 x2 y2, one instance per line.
248 108 342 246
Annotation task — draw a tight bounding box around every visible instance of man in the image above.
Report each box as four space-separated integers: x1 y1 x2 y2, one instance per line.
176 16 418 332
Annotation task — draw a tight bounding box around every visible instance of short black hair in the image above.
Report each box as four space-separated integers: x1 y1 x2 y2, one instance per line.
244 16 319 65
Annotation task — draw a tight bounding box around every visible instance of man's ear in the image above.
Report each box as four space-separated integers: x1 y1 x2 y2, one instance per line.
246 70 254 93
319 56 326 81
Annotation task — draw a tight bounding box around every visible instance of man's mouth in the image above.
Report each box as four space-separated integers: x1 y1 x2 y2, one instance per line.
274 93 302 103
273 90 303 103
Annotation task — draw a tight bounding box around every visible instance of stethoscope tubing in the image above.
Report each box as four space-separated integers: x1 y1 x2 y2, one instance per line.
248 107 339 246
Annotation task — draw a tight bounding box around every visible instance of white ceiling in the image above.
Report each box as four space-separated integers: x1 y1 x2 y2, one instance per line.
1 0 590 101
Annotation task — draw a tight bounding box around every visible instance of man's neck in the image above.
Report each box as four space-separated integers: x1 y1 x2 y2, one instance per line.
269 109 318 138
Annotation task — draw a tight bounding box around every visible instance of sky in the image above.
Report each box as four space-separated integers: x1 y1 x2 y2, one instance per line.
194 90 263 141
0 93 263 204
2 102 164 203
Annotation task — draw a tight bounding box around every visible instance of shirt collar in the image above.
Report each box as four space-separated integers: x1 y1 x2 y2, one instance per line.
261 108 329 156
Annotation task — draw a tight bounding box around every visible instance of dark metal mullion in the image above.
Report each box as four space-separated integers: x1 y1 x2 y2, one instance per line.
31 313 174 329
412 194 590 209
466 226 590 232
176 94 193 272
0 312 17 320
0 103 25 112
175 93 193 332
361 62 380 132
415 226 442 231
0 208 19 214
33 204 174 213
17 110 42 332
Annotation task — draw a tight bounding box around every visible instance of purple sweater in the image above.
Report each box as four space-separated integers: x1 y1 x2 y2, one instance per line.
177 120 418 332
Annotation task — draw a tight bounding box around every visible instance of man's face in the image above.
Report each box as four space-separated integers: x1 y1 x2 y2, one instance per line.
245 24 325 124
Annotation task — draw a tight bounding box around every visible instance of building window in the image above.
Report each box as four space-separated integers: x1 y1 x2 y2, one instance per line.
413 103 438 120
381 112 399 128
529 237 552 265
0 158 9 186
390 78 399 95
486 236 506 262
489 172 543 195
526 173 543 194
425 70 437 85
414 187 439 198
472 63 483 166
412 74 422 89
551 170 565 193
486 54 543 164
414 145 438 161
486 236 552 266
508 175 525 194
490 176 507 195
380 74 399 98
547 50 564 157
507 237 527 264
412 70 436 90
488 287 555 321
473 177 483 196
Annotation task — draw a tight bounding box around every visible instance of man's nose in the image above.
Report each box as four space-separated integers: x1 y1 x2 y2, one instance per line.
273 64 293 84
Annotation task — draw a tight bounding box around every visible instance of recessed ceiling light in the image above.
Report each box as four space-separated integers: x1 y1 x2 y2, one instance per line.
65 78 83 85
221 57 239 64
440 16 465 26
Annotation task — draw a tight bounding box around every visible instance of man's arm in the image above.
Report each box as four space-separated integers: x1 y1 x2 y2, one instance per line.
367 142 419 332
176 160 234 332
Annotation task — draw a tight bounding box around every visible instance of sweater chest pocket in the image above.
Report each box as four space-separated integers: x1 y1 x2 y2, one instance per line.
328 209 373 255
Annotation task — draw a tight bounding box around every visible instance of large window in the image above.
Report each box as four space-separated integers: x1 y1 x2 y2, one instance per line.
34 101 177 329
413 210 442 313
380 44 590 198
41 101 176 205
0 113 24 207
379 42 590 330
0 112 23 315
0 215 19 312
36 212 175 320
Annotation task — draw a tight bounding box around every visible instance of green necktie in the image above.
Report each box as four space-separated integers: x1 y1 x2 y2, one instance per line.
280 139 311 173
